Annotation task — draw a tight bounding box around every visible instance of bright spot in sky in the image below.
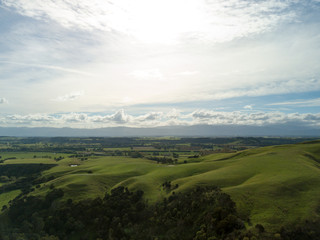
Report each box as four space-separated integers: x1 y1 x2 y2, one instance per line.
120 0 208 44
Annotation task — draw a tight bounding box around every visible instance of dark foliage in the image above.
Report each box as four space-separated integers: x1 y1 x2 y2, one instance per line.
147 156 174 164
1 186 245 240
280 220 320 240
0 164 56 178
150 186 244 239
0 164 56 196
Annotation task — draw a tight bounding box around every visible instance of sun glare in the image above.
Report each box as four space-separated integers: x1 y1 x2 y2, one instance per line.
112 0 209 44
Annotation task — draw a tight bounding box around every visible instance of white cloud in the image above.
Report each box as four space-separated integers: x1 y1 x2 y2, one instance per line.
0 61 96 76
1 109 319 128
61 112 88 123
2 0 115 31
2 0 297 44
268 98 320 107
54 91 84 102
166 109 181 119
191 110 320 126
0 98 8 104
108 109 132 123
2 114 54 125
202 78 320 101
244 105 253 110
137 112 163 122
91 110 133 124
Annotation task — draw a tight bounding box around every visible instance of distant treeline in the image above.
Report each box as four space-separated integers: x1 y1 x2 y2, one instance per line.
0 137 317 152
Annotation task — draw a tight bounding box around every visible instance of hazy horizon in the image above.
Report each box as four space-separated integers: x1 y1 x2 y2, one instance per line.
1 123 320 137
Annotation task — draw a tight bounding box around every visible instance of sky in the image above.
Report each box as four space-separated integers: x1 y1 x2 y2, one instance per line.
0 0 320 129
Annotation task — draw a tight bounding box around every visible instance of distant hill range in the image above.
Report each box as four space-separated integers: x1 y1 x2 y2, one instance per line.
0 124 320 137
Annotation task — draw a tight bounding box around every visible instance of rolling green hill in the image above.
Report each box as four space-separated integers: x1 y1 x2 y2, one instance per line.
1 140 320 233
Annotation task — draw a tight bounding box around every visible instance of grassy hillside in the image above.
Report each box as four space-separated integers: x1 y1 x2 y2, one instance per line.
1 140 320 232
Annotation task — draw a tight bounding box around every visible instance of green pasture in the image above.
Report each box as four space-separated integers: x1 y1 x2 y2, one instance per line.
1 141 320 231
0 190 21 210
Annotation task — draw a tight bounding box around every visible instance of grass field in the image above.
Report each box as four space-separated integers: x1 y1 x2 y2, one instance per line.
1 140 320 231
0 190 21 209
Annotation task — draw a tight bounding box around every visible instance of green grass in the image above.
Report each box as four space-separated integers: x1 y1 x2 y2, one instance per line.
0 190 21 210
1 141 320 231
103 147 131 151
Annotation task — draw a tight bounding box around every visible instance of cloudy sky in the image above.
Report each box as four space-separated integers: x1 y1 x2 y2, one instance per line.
0 0 320 129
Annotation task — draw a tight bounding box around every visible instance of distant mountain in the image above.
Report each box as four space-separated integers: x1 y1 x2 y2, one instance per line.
0 124 319 137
